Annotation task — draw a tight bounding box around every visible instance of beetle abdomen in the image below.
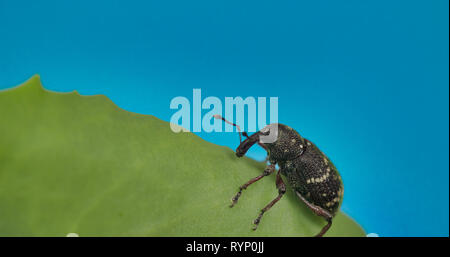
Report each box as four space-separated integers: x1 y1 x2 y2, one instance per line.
281 139 343 216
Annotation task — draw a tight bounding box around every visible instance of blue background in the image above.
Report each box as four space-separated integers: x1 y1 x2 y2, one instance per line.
0 0 448 236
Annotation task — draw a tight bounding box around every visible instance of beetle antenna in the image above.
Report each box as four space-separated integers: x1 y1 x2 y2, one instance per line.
213 114 248 143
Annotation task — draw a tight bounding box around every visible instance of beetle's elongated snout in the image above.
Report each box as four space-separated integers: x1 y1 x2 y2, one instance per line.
236 132 260 157
236 149 245 157
236 144 250 157
236 139 252 157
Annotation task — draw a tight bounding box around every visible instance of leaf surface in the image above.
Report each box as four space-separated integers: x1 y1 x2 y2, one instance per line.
0 76 365 236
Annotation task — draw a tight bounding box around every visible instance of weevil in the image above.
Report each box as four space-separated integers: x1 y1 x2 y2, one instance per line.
214 115 344 237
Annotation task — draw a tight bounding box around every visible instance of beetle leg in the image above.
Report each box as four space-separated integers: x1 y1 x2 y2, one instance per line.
295 191 333 237
252 169 286 230
230 163 275 207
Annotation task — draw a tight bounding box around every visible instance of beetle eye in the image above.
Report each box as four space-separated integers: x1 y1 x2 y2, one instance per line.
260 126 270 134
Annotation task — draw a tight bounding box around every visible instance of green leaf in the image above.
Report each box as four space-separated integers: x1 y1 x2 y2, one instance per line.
0 75 365 236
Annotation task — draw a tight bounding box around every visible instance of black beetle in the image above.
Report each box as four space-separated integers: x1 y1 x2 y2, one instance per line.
215 115 344 237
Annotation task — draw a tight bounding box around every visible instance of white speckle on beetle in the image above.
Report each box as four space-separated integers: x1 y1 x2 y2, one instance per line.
338 188 344 196
66 233 79 237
